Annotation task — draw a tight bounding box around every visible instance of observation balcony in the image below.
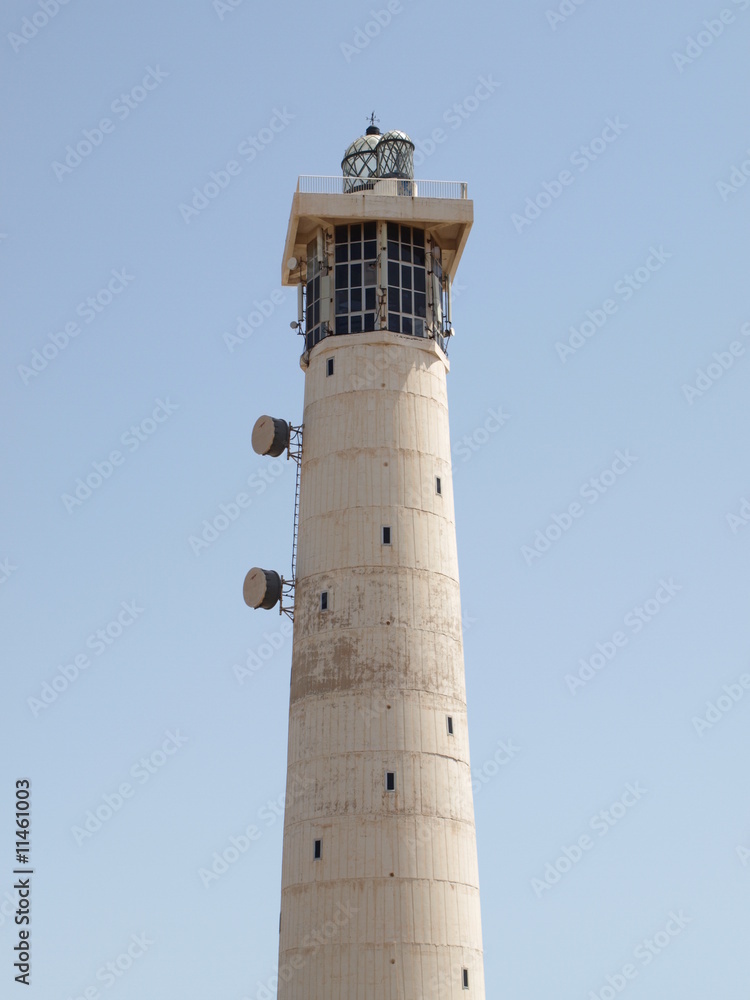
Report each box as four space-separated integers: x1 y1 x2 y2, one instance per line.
283 179 473 287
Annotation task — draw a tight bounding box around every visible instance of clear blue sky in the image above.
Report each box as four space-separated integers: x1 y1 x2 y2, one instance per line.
3 1 749 997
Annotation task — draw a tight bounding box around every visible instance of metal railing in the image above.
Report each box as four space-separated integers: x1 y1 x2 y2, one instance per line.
296 175 469 199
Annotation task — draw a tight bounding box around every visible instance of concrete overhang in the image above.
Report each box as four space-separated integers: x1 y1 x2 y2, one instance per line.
282 190 473 286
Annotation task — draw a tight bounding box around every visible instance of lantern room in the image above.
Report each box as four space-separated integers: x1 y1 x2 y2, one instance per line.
282 123 473 360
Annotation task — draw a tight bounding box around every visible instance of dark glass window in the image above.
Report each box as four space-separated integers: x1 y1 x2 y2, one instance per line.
314 839 322 860
326 358 334 377
385 771 396 791
319 223 432 343
338 227 361 322
447 714 453 734
306 235 325 348
383 225 427 337
382 526 391 545
320 591 328 611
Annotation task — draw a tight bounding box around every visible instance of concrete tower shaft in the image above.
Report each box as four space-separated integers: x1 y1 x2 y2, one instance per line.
271 163 483 998
278 334 484 998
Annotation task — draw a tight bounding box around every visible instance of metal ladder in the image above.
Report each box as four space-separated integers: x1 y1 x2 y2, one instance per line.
290 454 301 586
280 424 304 620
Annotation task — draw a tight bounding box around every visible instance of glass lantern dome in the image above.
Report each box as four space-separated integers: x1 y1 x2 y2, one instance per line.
376 129 414 180
341 123 415 191
341 127 380 192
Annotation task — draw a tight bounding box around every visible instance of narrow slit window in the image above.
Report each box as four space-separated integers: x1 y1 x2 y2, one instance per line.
385 771 396 792
436 476 442 495
313 839 322 860
326 357 334 377
320 591 328 611
462 968 469 989
447 715 454 736
382 526 391 545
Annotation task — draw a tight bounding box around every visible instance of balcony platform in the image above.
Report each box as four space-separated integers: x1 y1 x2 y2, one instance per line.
282 176 473 286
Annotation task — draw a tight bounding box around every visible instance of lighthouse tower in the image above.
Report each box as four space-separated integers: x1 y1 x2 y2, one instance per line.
245 123 484 998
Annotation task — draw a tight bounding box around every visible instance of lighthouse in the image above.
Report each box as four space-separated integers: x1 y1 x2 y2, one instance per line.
244 122 485 998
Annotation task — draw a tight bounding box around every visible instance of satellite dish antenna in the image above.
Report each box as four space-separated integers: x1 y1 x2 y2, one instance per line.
252 415 290 457
243 567 282 610
287 257 298 270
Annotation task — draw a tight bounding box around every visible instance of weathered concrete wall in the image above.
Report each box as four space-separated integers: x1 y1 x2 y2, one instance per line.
278 331 485 999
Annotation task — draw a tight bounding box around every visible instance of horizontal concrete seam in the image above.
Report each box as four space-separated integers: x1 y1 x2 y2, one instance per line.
290 685 467 714
286 751 469 767
291 624 465 644
281 875 482 892
306 380 449 395
299 510 456 525
288 709 468 718
296 566 461 578
281 815 479 831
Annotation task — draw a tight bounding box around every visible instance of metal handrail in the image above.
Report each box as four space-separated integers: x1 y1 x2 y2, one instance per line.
296 176 469 199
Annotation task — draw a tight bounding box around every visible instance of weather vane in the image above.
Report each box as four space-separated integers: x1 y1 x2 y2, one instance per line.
367 110 380 129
